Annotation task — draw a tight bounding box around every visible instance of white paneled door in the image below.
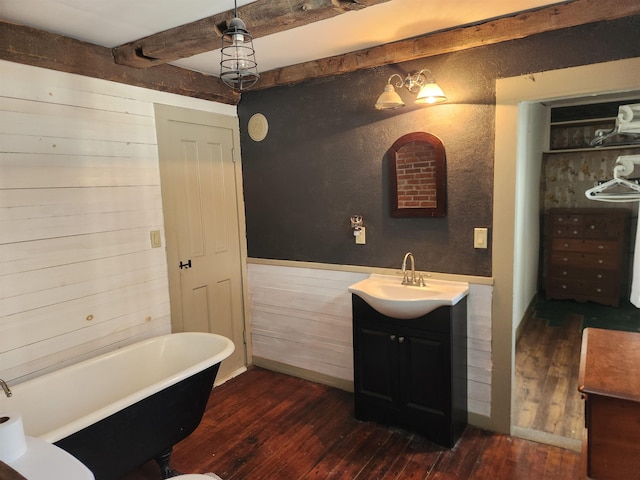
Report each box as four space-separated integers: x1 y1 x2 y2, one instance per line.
155 104 247 379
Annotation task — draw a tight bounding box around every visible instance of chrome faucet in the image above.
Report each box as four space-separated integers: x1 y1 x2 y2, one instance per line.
401 252 417 285
0 379 12 398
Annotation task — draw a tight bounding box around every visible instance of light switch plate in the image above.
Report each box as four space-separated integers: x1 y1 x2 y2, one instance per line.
355 226 366 245
150 230 162 248
474 227 488 249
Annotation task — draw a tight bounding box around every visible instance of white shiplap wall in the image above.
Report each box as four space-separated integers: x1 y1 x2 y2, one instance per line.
0 60 236 384
248 263 493 418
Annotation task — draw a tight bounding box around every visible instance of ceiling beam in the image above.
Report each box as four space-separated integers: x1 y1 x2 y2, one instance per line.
112 0 392 69
0 20 240 104
254 0 640 89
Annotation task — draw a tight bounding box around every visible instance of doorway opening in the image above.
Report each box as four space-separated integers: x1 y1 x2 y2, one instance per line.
512 95 640 449
491 56 640 445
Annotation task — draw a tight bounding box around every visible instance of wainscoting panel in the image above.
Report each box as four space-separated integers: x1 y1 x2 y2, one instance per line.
248 262 493 419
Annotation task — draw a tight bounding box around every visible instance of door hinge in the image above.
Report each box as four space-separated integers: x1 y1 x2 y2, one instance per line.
232 147 237 163
243 330 247 344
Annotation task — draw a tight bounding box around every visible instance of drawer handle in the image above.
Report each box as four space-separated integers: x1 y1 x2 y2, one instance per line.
398 336 405 344
390 335 396 342
562 285 568 289
598 259 604 264
572 218 579 223
597 274 603 279
563 243 569 248
572 230 579 235
596 288 602 293
562 271 568 276
589 225 596 229
556 229 563 235
598 245 604 249
563 257 568 262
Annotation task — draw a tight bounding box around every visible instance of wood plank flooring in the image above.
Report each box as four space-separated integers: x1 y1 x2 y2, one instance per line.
513 313 583 442
125 367 580 480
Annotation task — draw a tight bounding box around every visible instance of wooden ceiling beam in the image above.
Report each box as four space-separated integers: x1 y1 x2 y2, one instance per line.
0 20 240 104
254 0 640 89
112 0 392 69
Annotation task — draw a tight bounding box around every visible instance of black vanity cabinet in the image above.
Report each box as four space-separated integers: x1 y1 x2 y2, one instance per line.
352 294 467 448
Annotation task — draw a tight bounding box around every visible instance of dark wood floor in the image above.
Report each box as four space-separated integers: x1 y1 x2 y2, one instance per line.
125 367 580 479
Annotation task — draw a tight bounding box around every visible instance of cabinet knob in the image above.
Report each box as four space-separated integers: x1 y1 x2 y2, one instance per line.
596 288 602 293
597 274 603 279
562 271 568 276
563 243 569 248
390 335 396 342
598 245 604 249
572 230 578 235
589 225 596 229
562 284 568 289
398 336 405 344
562 257 568 262
598 259 604 264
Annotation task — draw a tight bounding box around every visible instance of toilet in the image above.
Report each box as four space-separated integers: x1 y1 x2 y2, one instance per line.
6 436 94 480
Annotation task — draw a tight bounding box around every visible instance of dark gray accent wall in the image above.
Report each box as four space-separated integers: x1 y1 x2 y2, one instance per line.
237 16 640 277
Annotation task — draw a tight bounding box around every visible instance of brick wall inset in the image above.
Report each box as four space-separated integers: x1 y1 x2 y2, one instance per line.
395 141 437 208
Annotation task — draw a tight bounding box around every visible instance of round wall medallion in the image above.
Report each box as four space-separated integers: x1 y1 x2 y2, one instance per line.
248 113 269 142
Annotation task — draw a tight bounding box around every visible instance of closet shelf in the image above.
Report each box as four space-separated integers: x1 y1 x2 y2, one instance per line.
550 117 617 127
545 144 640 154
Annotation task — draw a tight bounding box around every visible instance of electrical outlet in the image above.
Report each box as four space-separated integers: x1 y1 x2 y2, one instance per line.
474 227 488 249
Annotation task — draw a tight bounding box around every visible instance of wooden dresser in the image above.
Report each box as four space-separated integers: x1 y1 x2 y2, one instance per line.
544 208 628 307
579 328 640 479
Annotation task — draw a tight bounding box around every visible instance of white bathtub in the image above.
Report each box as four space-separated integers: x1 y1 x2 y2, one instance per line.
0 332 234 479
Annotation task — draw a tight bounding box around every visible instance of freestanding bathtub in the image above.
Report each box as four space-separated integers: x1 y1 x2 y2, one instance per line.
0 332 234 480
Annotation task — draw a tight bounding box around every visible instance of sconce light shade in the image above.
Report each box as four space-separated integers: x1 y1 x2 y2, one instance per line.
220 16 259 90
415 82 447 105
375 83 405 110
375 68 446 110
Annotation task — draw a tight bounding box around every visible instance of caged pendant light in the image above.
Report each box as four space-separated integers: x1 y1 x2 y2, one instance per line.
220 0 259 90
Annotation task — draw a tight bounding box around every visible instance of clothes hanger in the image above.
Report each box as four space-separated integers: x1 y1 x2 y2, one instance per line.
585 155 640 202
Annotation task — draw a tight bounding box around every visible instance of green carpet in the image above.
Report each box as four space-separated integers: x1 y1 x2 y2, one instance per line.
535 298 640 333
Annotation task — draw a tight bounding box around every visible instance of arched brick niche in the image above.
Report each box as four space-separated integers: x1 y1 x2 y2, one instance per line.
388 132 447 217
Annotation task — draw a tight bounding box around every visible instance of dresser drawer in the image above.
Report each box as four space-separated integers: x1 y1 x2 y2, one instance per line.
550 225 583 237
551 238 621 254
548 266 617 283
550 252 620 270
547 279 617 299
582 216 625 239
552 213 583 226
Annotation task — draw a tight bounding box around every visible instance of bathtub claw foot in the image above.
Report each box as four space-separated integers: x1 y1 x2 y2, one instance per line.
155 448 183 479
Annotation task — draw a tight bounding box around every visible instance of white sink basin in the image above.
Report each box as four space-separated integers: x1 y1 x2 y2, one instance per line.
348 274 469 319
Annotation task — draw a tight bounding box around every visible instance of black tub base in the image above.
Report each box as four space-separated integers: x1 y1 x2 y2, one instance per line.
55 364 220 480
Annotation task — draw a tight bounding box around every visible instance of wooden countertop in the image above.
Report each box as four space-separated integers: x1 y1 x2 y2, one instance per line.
578 327 640 402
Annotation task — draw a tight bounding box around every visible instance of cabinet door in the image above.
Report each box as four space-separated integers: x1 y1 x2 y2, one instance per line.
400 330 450 417
354 325 399 407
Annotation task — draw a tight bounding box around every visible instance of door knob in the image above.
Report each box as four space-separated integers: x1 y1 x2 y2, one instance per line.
179 259 192 269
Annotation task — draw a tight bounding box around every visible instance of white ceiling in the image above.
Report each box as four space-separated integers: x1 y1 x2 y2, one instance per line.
0 0 567 75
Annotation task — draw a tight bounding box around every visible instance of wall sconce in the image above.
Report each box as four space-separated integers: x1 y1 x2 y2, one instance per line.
374 68 447 110
219 0 259 91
